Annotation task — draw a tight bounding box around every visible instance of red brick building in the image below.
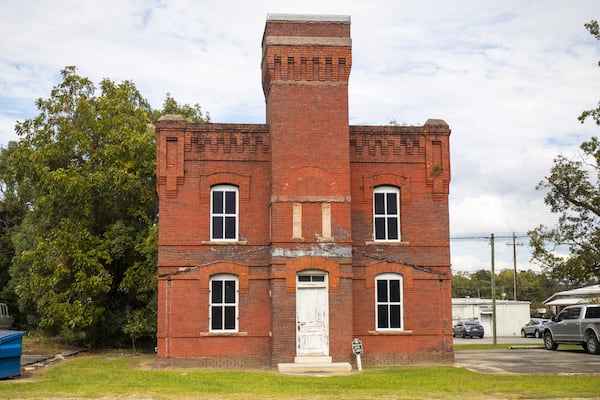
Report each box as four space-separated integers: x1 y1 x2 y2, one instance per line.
156 14 453 370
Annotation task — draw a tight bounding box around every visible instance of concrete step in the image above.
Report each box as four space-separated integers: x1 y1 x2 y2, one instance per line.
294 356 332 363
277 361 353 374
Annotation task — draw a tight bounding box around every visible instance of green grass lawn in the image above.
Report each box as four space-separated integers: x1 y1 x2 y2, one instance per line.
2 353 599 399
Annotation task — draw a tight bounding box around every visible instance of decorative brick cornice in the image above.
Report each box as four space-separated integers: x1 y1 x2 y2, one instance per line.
157 121 270 197
350 124 451 201
261 15 352 97
349 127 426 162
186 124 270 161
262 53 351 96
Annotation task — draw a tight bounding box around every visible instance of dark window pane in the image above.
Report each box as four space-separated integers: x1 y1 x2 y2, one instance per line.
213 191 223 214
389 280 401 302
387 218 398 240
587 308 600 318
224 306 236 329
224 280 236 303
386 193 397 214
211 281 223 303
390 305 401 328
376 280 388 302
377 305 389 328
312 275 325 282
298 276 310 282
374 193 385 215
225 191 236 214
211 307 223 330
224 217 236 239
375 218 386 239
212 217 223 239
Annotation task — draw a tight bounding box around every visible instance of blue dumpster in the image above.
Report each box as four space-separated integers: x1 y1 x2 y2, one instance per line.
0 330 27 379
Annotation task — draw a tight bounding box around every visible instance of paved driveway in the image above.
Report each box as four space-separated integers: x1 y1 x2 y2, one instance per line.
454 337 600 374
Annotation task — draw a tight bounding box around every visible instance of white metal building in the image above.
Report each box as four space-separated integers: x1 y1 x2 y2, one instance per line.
543 284 600 313
452 297 531 337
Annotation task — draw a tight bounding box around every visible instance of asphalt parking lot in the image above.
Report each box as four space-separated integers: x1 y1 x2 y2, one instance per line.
454 337 600 374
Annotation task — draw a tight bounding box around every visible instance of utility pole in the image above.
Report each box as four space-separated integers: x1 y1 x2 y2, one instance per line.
491 233 497 347
506 232 523 301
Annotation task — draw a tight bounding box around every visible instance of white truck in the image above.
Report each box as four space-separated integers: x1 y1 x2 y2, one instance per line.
543 304 600 355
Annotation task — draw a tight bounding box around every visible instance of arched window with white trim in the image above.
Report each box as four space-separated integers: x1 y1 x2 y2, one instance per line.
373 186 400 241
211 184 239 241
209 274 239 332
375 273 403 330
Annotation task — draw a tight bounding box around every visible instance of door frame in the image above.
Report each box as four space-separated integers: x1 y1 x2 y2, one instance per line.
296 270 329 357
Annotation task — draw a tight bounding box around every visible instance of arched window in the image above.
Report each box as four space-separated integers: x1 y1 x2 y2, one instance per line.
375 273 403 330
209 274 238 332
373 186 400 241
210 185 239 241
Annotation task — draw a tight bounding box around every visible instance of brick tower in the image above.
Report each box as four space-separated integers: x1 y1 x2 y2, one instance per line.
262 14 354 367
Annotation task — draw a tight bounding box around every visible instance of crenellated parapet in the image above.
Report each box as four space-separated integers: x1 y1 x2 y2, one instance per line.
185 123 270 161
156 117 270 197
350 120 451 200
350 126 426 161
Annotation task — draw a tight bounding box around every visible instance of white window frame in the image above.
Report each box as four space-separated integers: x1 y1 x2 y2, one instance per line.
375 273 404 330
210 184 239 241
209 274 239 332
373 186 400 242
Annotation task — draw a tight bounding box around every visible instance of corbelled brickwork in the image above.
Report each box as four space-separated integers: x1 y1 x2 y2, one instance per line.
156 13 453 369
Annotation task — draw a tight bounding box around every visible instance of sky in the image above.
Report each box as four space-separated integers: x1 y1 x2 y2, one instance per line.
1 0 599 277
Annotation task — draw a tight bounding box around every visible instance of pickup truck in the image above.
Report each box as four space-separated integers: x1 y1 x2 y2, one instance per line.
543 304 600 354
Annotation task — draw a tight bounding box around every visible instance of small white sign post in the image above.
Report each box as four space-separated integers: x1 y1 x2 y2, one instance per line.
352 338 363 371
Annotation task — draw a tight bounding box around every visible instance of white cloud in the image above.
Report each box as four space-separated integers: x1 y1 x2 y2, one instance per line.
1 0 599 275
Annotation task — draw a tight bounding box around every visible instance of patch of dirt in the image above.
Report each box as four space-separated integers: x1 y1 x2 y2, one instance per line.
21 332 61 354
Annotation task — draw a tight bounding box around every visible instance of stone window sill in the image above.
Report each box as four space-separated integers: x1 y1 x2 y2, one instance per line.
368 330 413 335
200 331 248 337
365 241 409 246
201 240 249 245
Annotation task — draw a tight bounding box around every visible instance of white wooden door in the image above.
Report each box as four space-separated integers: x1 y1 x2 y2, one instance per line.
296 273 329 357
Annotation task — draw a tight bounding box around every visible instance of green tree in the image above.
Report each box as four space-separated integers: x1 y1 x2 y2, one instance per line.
452 269 566 315
6 66 157 345
2 66 207 346
155 93 210 123
451 271 476 298
528 21 600 286
0 140 29 319
579 20 600 125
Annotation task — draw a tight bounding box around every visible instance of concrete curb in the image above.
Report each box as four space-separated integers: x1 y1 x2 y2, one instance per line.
21 348 85 372
508 345 545 350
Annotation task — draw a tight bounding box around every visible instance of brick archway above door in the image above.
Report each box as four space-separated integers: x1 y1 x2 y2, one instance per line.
283 256 350 292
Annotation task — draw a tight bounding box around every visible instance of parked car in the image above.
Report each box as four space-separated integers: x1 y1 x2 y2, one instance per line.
543 304 600 354
521 318 550 338
453 321 484 338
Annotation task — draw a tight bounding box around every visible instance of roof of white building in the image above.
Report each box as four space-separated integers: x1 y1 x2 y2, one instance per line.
452 297 530 305
543 284 600 305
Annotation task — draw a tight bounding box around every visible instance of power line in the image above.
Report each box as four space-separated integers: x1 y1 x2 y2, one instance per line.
450 234 530 241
